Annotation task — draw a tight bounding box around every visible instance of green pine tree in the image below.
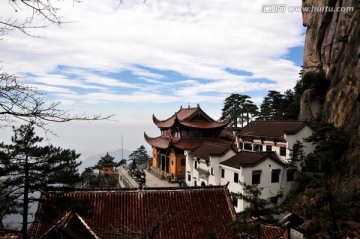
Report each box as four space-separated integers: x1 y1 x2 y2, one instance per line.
231 182 282 239
0 123 81 238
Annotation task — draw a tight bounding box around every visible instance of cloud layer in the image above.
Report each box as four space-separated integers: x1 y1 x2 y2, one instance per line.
0 0 305 154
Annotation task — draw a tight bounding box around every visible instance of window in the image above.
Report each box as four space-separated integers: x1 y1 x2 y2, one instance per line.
252 170 261 185
180 130 187 138
181 158 186 166
266 145 272 152
221 169 225 178
187 174 191 181
244 143 252 150
234 172 239 183
189 130 200 139
270 197 278 204
280 147 287 156
253 144 262 152
271 169 281 183
211 167 214 176
232 197 238 207
194 161 198 169
287 168 297 181
194 181 197 186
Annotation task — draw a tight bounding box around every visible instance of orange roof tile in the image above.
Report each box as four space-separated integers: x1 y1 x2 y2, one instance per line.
29 186 238 239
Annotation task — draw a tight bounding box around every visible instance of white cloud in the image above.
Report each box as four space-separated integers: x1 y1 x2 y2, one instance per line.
0 0 306 153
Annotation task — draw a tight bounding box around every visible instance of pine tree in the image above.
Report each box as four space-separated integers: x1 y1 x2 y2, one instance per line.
129 145 150 166
220 94 256 127
231 182 282 238
0 123 81 238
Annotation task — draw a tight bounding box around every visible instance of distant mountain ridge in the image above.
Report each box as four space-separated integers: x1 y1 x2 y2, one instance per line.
78 148 132 172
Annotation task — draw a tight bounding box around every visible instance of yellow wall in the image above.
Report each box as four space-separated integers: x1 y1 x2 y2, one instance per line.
100 167 114 174
152 147 158 168
169 151 186 179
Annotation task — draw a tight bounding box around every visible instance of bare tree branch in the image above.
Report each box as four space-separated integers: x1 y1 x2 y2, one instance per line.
0 72 114 132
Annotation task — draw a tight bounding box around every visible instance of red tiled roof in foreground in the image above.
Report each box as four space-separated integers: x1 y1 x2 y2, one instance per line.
28 186 237 239
259 224 284 239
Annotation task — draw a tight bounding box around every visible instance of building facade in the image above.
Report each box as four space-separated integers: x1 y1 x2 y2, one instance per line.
185 121 314 212
144 105 230 180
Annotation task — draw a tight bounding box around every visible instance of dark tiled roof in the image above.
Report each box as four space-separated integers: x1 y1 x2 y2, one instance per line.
238 121 307 139
28 186 237 239
190 141 235 160
220 151 285 169
152 105 229 129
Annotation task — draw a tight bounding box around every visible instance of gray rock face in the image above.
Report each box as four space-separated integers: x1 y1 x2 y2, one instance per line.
300 0 360 168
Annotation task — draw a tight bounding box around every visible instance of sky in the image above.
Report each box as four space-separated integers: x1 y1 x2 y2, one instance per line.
0 0 306 160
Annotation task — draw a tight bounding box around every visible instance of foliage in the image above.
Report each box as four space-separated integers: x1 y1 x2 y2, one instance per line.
289 123 350 238
129 145 150 166
231 182 282 238
220 94 258 127
79 167 118 187
300 70 329 103
257 89 301 121
304 122 349 174
0 123 81 238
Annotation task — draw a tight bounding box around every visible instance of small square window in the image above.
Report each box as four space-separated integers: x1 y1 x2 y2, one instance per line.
187 174 191 181
253 144 262 152
270 196 278 204
271 169 281 183
234 172 239 183
244 143 252 150
280 147 287 156
232 197 238 207
252 170 261 185
266 145 272 152
221 169 225 178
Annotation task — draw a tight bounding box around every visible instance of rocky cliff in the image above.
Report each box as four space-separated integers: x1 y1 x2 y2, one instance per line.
300 0 360 171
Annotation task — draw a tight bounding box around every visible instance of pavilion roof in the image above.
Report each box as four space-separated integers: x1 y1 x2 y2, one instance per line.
152 105 229 129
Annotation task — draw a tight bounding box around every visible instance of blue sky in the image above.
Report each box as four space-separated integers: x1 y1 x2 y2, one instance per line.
0 0 305 159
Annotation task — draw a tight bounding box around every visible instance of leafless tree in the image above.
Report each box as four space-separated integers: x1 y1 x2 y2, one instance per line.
0 0 82 37
0 72 113 132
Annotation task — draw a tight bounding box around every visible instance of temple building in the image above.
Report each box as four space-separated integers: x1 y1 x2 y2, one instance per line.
97 152 116 175
144 104 231 180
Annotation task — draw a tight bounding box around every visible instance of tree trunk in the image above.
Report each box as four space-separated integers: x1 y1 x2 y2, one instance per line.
21 154 29 239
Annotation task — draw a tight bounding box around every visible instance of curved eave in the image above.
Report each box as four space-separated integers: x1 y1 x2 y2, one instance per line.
172 139 203 150
152 114 176 128
144 132 170 149
179 117 231 129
